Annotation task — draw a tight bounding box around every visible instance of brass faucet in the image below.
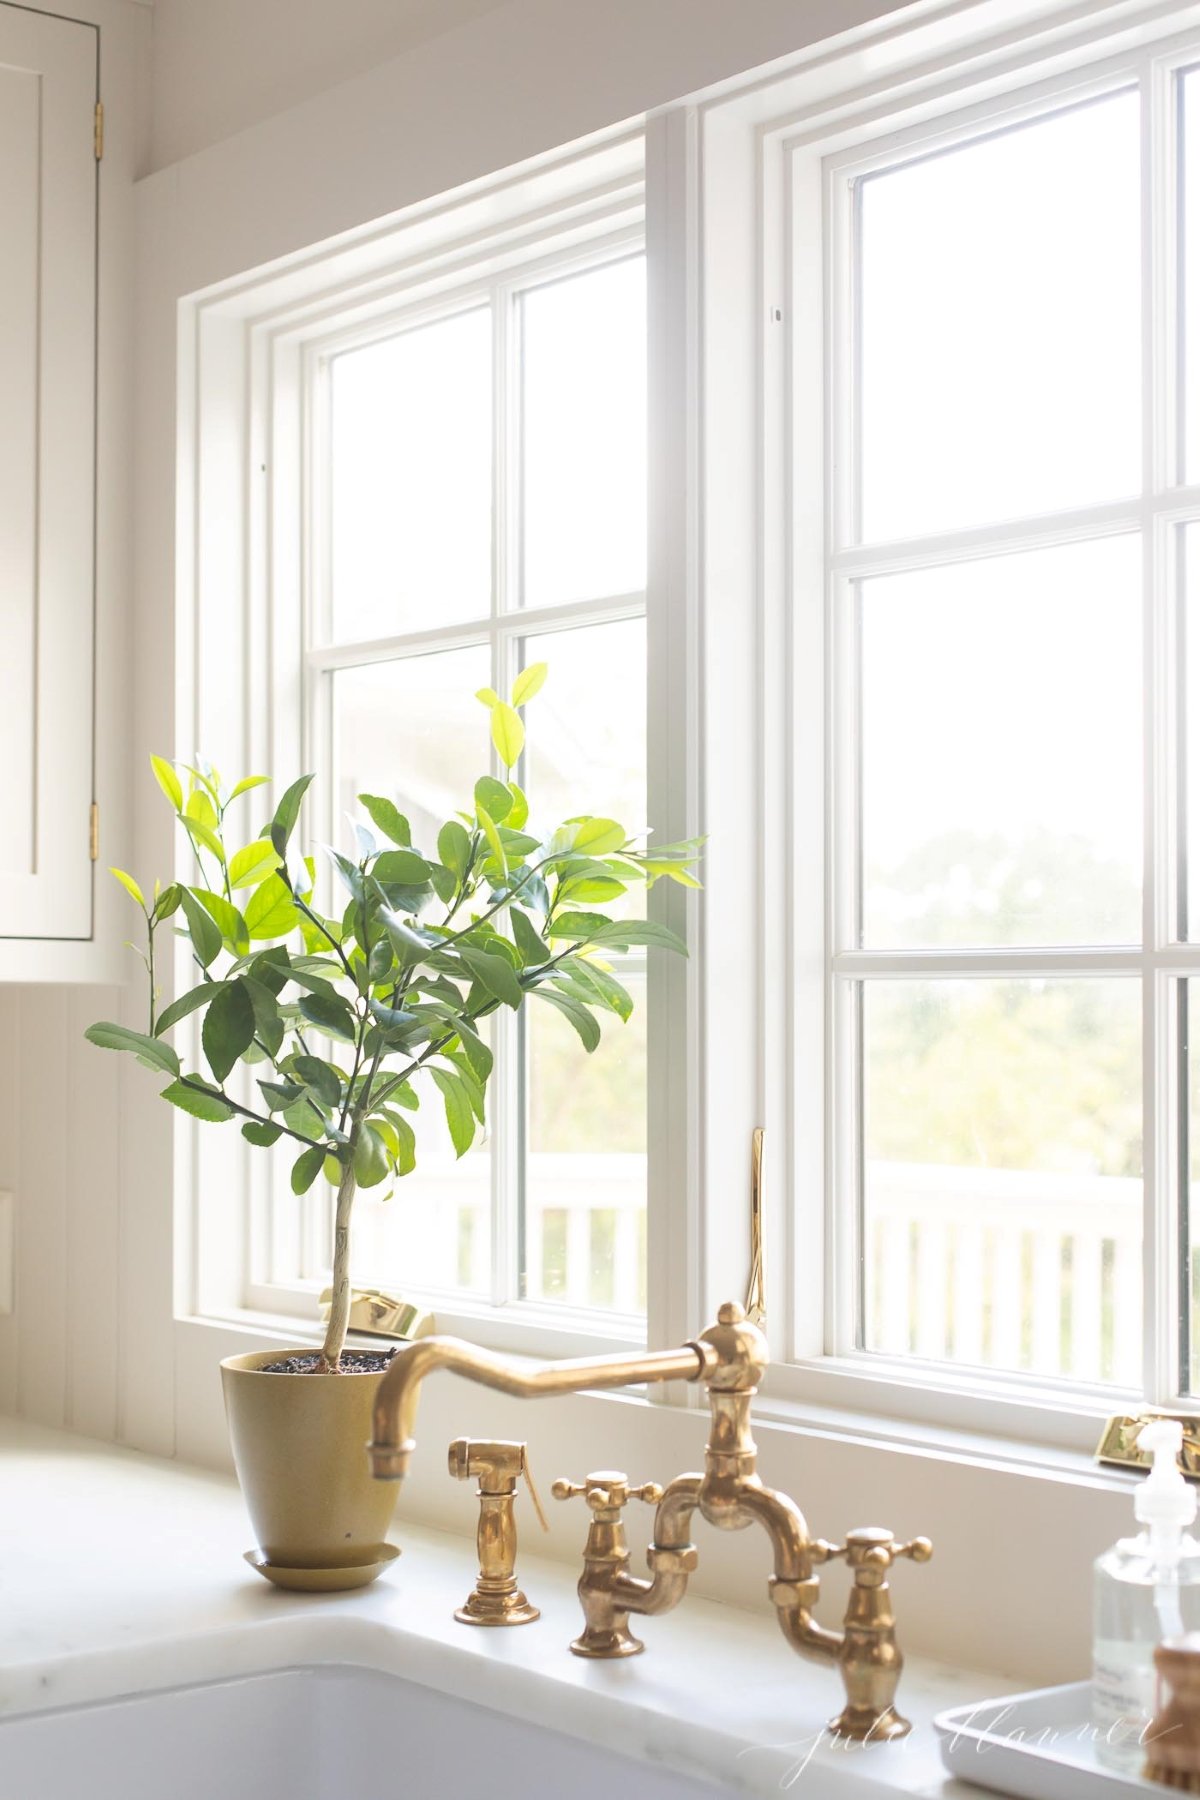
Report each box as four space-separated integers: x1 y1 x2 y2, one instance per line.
369 1300 930 1740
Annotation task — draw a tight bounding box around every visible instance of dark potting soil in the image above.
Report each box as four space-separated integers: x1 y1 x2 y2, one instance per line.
258 1348 401 1374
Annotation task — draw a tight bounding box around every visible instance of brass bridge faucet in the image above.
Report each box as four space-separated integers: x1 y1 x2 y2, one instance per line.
368 1300 931 1740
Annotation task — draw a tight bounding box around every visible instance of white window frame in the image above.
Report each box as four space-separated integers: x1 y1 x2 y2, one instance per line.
704 0 1200 1452
173 134 702 1363
249 231 652 1334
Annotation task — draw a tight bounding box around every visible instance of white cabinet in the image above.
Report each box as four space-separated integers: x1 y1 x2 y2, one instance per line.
0 4 97 942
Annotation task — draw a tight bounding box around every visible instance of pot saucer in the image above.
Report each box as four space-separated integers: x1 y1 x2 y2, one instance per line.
243 1542 401 1592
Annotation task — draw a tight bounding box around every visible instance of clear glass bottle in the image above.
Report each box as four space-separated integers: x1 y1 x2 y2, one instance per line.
1094 1420 1200 1772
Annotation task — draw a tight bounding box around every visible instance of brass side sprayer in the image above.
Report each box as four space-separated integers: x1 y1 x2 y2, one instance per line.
447 1436 547 1626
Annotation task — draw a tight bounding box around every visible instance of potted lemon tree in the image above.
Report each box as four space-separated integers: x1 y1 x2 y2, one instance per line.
87 670 699 1588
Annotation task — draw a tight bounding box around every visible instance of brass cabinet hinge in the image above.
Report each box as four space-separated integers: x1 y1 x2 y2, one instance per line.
94 101 103 161
89 802 99 862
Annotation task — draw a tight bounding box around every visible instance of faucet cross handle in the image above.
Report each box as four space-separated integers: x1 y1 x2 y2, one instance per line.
552 1471 663 1514
812 1526 933 1580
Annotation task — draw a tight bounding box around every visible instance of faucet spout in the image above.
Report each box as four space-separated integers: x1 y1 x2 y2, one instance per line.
368 1336 712 1481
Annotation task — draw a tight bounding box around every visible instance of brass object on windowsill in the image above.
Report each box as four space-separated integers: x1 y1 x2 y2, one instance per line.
1097 1414 1200 1478
368 1298 932 1741
317 1288 434 1342
448 1437 547 1626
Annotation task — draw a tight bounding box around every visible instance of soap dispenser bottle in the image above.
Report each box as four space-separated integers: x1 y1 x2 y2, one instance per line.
1094 1419 1200 1771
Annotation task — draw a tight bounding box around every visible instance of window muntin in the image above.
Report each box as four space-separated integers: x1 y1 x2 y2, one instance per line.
826 66 1200 1401
273 245 650 1327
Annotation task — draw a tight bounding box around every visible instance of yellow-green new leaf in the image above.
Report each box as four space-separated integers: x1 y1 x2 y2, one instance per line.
110 867 145 909
149 755 183 812
229 838 282 889
511 662 547 707
490 702 525 770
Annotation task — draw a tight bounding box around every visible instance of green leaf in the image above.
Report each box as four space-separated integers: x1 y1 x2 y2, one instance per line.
438 820 472 879
506 783 530 830
511 661 548 707
185 787 219 832
490 702 525 771
228 775 270 802
589 919 689 956
569 817 628 856
242 1120 283 1147
152 883 182 925
367 997 422 1042
85 1021 181 1077
109 867 145 908
458 945 523 1010
183 815 227 866
353 1125 390 1188
431 1066 476 1157
229 839 282 889
535 987 602 1052
178 888 223 968
203 980 257 1084
474 776 513 822
194 889 251 955
160 1080 234 1123
259 1078 303 1112
385 1110 416 1175
241 974 285 1057
269 774 314 857
154 982 222 1037
297 992 358 1042
510 906 550 966
292 1055 342 1110
381 912 433 968
373 849 432 886
358 794 411 847
477 806 507 877
475 686 501 708
455 1020 494 1082
150 754 183 811
544 910 609 942
244 875 300 941
291 1145 325 1194
571 960 634 1022
282 1097 326 1142
558 876 627 904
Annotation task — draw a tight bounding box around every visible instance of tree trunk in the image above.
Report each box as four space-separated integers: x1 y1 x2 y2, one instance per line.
320 1148 358 1372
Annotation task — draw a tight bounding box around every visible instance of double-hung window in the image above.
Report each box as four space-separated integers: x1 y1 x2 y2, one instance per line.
255 239 652 1334
798 29 1200 1422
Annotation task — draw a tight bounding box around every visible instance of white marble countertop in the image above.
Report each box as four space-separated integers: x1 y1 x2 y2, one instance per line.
0 1417 1020 1799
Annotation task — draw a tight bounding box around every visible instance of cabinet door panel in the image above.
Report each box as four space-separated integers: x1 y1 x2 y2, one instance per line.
0 6 96 940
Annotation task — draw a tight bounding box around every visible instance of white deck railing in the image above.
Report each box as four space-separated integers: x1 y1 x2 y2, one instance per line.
351 1154 1143 1380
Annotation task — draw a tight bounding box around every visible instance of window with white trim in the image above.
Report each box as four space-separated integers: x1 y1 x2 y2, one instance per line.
814 38 1200 1410
257 239 652 1331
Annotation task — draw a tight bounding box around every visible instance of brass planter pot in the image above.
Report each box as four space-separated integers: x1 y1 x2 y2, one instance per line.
221 1348 401 1590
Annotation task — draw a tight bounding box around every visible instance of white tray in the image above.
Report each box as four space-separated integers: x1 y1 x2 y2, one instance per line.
934 1681 1163 1799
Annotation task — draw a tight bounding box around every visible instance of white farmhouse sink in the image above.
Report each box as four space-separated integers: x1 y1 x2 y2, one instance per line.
0 1663 733 1800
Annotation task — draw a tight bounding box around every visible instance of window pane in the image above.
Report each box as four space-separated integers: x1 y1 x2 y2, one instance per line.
1183 69 1200 481
1186 982 1200 1393
862 978 1142 1385
329 307 491 641
331 644 490 855
861 536 1142 948
521 258 646 607
858 93 1140 543
526 972 646 1313
1184 523 1200 939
